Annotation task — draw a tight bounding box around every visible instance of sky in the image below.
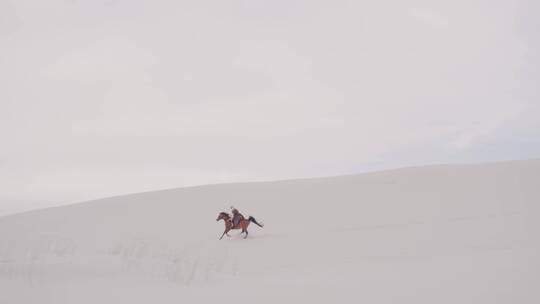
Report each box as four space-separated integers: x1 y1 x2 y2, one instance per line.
1 0 539 214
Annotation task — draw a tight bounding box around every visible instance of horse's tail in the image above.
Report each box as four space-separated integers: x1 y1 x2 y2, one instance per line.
248 216 264 228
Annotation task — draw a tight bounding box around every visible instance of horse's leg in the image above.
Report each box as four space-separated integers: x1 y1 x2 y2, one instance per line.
241 221 249 233
224 223 233 237
220 226 232 240
240 222 248 238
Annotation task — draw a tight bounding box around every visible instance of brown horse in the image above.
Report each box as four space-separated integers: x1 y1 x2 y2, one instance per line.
216 212 264 240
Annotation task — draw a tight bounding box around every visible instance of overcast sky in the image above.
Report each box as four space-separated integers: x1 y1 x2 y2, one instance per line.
1 0 539 213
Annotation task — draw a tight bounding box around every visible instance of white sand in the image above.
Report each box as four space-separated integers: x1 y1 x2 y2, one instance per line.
1 159 539 303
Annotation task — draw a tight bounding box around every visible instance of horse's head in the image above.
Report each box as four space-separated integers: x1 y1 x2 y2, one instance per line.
216 212 230 222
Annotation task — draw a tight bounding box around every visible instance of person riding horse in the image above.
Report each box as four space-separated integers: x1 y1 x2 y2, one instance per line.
231 206 245 228
216 207 263 239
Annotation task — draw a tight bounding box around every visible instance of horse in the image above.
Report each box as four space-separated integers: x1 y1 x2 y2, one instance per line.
216 212 264 240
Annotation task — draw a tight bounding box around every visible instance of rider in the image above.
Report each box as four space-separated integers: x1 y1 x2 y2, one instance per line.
231 206 245 228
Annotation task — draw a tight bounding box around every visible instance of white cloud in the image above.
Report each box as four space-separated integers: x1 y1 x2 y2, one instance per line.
0 0 538 207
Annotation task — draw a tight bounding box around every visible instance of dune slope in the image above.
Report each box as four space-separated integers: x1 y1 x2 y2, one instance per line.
1 159 539 303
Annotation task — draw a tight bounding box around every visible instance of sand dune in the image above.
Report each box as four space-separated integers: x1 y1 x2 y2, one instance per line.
1 159 539 303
